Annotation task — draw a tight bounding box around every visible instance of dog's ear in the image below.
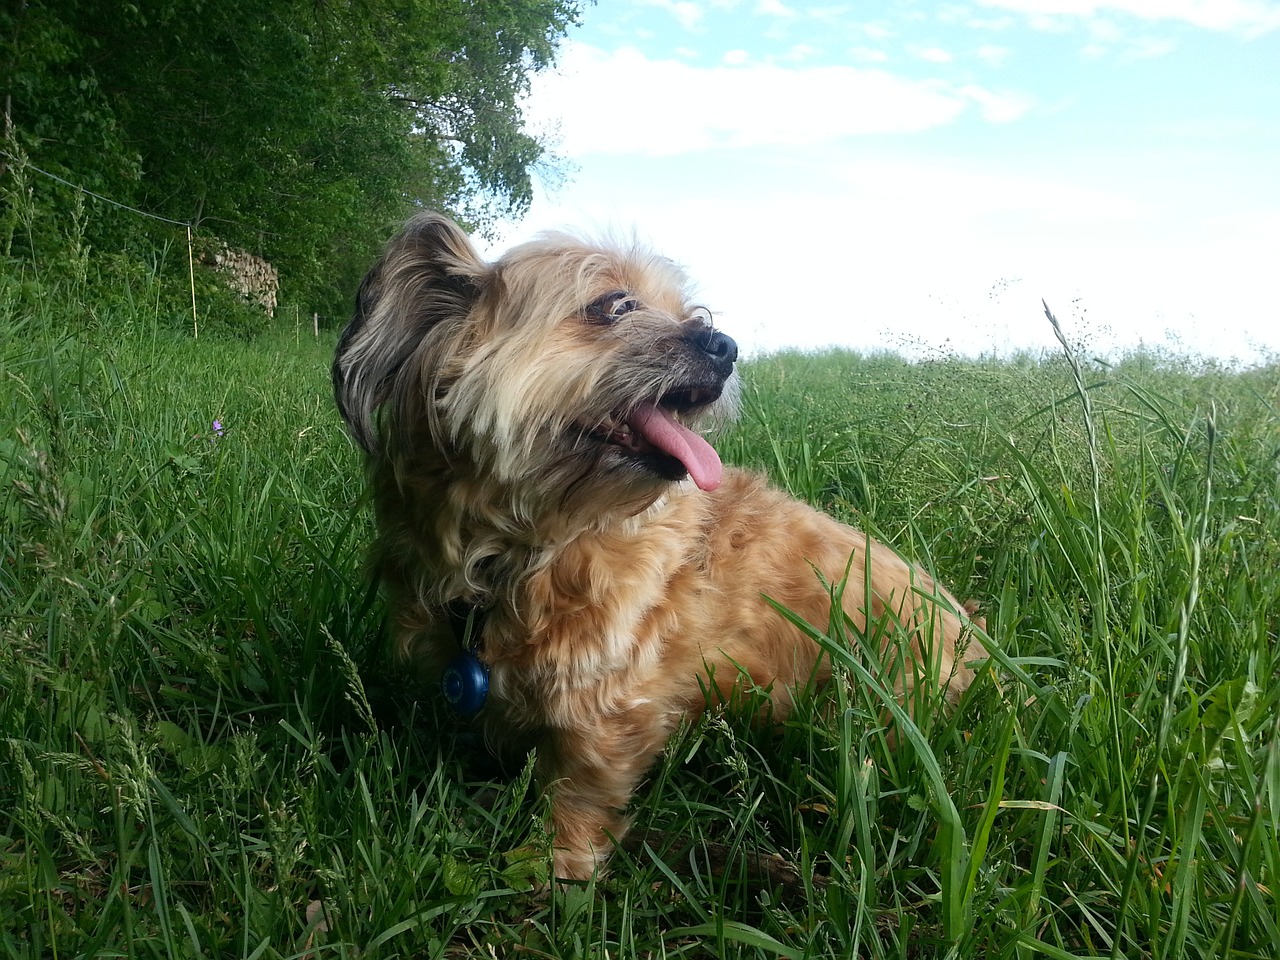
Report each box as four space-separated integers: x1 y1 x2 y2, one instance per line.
333 213 485 454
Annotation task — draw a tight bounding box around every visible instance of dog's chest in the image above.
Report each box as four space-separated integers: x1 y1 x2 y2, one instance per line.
493 501 711 715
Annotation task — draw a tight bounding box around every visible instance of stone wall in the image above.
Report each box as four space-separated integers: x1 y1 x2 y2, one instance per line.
202 244 279 316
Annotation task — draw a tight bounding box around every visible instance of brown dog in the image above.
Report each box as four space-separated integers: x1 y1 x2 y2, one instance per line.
332 213 986 881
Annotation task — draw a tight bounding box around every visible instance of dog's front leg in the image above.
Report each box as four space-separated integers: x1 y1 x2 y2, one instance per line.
537 703 673 882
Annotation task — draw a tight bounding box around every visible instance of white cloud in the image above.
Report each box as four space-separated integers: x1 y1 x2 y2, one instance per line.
1027 13 1075 30
977 0 1280 37
783 43 818 61
1086 15 1124 40
491 152 1265 361
850 46 891 62
915 45 955 62
722 48 750 64
957 84 1036 121
976 43 1013 64
806 4 857 22
1080 14 1181 57
937 3 977 23
1120 34 1179 57
489 102 1280 363
527 42 1034 157
967 14 1020 29
755 0 796 16
640 0 705 30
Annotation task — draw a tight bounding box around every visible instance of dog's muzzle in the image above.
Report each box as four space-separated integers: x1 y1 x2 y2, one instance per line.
689 327 738 379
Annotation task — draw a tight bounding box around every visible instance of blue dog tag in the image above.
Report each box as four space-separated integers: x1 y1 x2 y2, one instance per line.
441 650 489 715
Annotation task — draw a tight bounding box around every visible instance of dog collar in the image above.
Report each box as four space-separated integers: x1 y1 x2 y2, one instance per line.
441 601 488 715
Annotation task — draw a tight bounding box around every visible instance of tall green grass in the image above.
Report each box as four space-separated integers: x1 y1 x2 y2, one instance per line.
2 261 1278 958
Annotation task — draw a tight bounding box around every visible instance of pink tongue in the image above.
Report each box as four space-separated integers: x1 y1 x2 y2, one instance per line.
629 403 723 491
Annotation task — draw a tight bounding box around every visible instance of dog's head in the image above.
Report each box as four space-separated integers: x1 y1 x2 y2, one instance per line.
333 213 739 521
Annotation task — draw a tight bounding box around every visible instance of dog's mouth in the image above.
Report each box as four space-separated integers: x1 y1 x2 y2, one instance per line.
589 386 725 492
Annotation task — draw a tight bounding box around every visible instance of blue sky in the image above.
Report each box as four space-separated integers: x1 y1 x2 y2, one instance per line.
485 0 1280 363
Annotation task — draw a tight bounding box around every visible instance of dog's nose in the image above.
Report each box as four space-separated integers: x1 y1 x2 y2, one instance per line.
696 328 739 367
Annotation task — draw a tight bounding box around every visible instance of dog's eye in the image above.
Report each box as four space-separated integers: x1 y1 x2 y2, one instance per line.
584 291 640 324
689 306 713 324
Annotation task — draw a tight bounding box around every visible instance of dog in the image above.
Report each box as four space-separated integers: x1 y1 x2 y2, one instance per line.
332 212 987 882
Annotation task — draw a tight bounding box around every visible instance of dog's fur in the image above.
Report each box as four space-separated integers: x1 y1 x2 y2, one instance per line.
333 212 986 881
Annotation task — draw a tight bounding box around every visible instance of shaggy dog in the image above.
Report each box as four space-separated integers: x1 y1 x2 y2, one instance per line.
332 212 986 881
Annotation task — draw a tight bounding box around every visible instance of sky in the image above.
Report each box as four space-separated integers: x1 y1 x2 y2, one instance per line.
482 0 1280 364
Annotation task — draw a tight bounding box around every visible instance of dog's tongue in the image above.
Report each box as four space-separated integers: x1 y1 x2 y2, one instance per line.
629 403 723 491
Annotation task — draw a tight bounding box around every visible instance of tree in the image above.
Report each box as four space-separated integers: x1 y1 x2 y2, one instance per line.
1 0 580 317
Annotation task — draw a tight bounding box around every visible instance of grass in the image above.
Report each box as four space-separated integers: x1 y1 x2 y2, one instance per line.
2 261 1278 958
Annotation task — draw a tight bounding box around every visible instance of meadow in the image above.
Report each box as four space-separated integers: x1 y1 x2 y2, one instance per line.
2 264 1278 959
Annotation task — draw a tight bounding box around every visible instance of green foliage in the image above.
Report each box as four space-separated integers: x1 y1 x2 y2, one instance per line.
1 0 580 317
3 270 1279 956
